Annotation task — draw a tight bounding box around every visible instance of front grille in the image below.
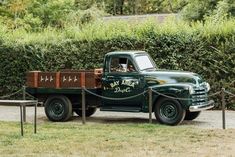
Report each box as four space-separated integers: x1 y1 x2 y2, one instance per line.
191 87 208 106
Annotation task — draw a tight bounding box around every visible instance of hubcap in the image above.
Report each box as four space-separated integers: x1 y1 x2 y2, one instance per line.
49 100 64 117
160 102 177 119
54 103 63 114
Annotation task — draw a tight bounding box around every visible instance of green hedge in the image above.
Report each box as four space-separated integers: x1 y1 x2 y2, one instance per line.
0 19 235 108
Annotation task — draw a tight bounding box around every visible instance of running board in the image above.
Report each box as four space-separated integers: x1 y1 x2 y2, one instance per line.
100 106 141 112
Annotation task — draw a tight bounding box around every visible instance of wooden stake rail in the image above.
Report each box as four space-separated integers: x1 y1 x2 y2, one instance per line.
26 69 102 89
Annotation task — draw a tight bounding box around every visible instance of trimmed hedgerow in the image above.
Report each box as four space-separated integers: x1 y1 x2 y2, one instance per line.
0 19 235 108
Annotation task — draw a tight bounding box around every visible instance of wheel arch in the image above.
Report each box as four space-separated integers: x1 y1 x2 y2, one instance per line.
151 85 190 112
152 94 180 112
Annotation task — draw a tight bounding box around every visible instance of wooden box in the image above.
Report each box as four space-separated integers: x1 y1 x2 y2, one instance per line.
60 72 81 88
80 69 102 88
38 72 58 88
26 68 103 89
26 71 41 88
85 72 96 88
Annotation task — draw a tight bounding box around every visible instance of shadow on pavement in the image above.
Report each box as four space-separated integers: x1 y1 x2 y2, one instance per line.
37 114 209 127
67 116 209 126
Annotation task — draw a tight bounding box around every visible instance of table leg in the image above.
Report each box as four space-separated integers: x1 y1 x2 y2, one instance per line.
34 103 37 134
20 105 23 136
23 86 26 122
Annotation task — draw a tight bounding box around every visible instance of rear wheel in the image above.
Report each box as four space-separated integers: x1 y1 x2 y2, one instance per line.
154 97 185 125
75 107 97 117
184 111 201 120
44 95 72 122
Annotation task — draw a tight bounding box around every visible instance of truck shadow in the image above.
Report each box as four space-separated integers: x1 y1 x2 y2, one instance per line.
87 117 155 124
69 116 209 126
37 115 209 126
181 120 210 126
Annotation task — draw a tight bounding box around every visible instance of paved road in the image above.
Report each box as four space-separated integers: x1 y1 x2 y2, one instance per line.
102 13 178 23
0 106 234 129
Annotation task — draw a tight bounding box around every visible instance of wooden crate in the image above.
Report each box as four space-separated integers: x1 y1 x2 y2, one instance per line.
26 69 103 89
81 69 102 88
60 72 81 88
76 69 102 88
85 72 96 88
26 71 41 88
94 68 102 79
38 72 58 88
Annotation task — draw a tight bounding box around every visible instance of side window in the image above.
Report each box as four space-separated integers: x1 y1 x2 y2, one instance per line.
127 60 136 72
110 57 136 73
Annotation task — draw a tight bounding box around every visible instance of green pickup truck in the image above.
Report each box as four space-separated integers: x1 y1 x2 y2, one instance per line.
26 51 214 125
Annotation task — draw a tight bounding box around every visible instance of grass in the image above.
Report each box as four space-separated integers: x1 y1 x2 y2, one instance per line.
1 17 234 45
0 121 235 157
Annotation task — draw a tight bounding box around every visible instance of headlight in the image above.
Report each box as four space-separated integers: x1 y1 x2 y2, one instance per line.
188 86 194 94
206 82 210 92
184 86 194 94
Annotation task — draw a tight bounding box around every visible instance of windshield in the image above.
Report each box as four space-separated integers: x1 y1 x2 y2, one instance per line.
135 55 156 71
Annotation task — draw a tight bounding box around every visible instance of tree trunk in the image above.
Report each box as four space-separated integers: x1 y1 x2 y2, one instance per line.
120 0 124 15
168 0 174 13
113 0 116 15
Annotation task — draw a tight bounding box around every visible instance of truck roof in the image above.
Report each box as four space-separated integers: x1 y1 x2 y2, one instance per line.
106 50 147 56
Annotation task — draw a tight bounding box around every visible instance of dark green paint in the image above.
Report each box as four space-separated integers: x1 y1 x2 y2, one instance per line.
101 51 207 112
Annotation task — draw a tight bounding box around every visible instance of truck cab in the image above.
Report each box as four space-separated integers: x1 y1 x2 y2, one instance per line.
100 51 214 125
26 50 214 125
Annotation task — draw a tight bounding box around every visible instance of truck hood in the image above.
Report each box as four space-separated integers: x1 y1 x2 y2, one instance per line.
142 70 204 86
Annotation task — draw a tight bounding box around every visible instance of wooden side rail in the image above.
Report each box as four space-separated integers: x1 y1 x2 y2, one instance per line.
26 69 103 89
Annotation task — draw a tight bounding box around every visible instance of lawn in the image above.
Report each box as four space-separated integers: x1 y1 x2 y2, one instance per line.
0 121 234 157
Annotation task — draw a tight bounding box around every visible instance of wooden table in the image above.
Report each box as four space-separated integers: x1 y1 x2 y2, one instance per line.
0 100 38 136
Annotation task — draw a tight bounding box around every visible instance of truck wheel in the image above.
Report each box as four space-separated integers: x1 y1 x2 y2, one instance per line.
75 107 97 117
154 97 185 125
184 111 201 120
44 95 72 122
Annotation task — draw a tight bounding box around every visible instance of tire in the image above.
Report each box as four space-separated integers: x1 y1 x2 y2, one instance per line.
184 111 201 120
75 107 97 117
154 97 186 125
44 95 72 122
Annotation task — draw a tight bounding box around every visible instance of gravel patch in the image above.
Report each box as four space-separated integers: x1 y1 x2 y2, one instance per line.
0 106 234 129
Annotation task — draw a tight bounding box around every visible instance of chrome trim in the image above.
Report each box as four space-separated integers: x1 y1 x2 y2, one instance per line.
189 100 214 112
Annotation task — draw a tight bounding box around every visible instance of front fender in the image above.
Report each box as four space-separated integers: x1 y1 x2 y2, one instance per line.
150 84 192 109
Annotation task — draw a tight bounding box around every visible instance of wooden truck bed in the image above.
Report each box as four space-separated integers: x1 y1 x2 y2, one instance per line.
26 69 103 89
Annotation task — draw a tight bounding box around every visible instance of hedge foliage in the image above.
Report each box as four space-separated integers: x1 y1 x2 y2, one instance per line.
0 18 235 108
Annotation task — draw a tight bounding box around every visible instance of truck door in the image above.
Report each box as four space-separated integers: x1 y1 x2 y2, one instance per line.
101 56 144 112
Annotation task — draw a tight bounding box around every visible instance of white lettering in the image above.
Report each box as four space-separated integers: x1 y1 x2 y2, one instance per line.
121 79 138 88
40 76 44 82
114 87 131 93
110 81 119 88
45 76 49 82
68 76 72 82
63 76 67 82
74 76 78 82
50 76 53 82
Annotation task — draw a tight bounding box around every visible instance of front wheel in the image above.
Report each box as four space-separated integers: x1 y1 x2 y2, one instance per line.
44 95 72 122
154 97 186 125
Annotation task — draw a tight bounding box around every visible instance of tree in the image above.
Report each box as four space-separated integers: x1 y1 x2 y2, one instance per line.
181 0 235 21
0 0 31 29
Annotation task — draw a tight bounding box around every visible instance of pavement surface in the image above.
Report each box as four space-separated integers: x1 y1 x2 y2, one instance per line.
0 106 234 129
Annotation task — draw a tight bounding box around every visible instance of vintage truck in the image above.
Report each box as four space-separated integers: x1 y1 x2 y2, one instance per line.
26 51 214 125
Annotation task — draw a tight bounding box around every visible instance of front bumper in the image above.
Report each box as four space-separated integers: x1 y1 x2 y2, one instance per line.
189 100 214 112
